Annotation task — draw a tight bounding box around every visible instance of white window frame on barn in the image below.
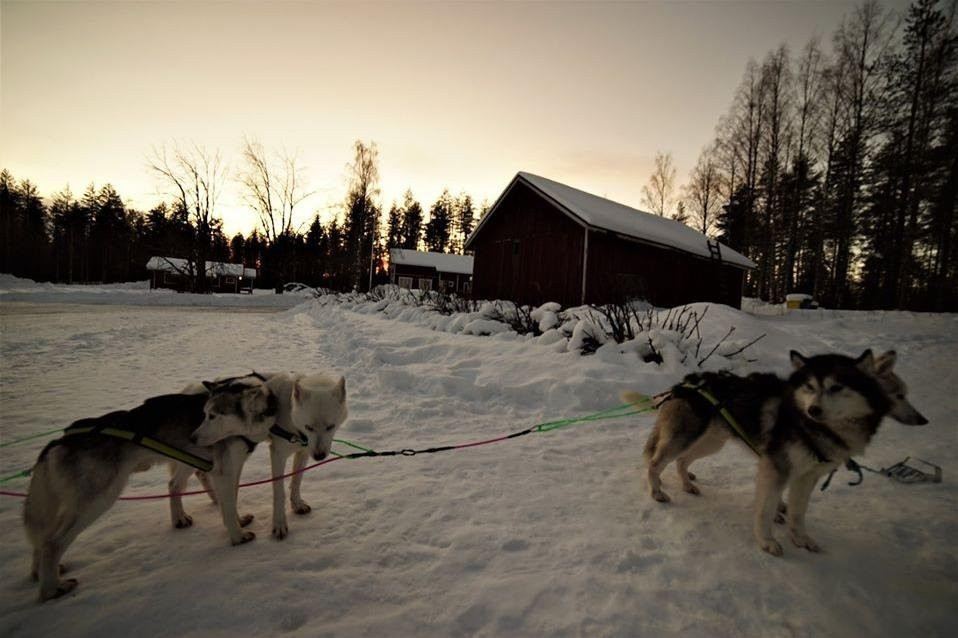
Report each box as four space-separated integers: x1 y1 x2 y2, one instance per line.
398 276 413 289
418 278 433 291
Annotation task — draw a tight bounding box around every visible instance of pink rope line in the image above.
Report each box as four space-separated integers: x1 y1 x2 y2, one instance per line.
0 430 533 502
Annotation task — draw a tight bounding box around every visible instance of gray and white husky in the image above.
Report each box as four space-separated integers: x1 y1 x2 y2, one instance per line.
175 371 348 540
23 377 277 601
634 349 928 556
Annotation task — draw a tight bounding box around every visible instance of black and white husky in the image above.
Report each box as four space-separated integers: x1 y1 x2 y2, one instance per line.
635 350 928 556
23 376 278 601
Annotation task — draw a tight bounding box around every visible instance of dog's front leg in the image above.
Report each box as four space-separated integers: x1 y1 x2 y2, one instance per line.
168 463 195 528
289 448 312 515
213 440 255 546
270 445 291 539
787 470 825 552
753 456 787 556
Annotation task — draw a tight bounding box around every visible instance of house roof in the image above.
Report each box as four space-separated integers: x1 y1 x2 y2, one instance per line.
146 257 256 279
465 172 755 270
388 249 474 275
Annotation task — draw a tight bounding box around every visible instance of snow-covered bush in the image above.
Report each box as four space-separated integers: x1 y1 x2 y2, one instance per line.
310 287 764 370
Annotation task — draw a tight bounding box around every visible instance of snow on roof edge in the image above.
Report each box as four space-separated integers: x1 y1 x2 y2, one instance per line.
146 257 256 278
388 249 474 275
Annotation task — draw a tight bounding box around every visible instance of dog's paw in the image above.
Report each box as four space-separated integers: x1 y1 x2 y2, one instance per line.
40 579 78 601
683 483 701 496
650 489 671 503
292 502 312 516
232 531 256 545
760 538 784 557
238 514 254 528
272 524 289 540
30 564 67 582
173 514 194 529
789 530 822 553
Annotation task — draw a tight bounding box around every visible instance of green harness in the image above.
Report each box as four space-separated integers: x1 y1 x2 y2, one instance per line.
680 381 762 456
63 424 214 472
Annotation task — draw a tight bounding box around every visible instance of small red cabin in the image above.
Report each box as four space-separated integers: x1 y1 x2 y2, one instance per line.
388 249 473 295
147 257 256 294
463 172 754 308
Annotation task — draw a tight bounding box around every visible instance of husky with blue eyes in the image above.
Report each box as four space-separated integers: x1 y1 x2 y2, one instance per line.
630 349 928 556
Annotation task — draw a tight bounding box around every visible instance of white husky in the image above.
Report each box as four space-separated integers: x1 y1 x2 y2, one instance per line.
175 371 348 540
262 372 348 539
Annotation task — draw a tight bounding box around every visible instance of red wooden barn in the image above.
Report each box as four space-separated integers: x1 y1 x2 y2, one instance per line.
463 172 755 308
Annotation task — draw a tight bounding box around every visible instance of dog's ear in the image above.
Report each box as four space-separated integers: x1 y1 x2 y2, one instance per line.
855 349 876 373
874 350 896 375
202 380 217 392
336 376 346 401
789 351 808 370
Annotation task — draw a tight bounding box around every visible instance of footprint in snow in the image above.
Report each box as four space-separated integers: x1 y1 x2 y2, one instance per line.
501 539 530 552
615 551 664 573
346 419 375 433
274 608 308 632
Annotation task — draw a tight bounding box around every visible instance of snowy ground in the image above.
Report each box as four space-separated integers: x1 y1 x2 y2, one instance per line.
0 274 306 309
0 282 956 637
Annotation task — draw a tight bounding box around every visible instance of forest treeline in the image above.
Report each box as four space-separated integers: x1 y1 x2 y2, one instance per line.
672 0 957 311
2 0 955 309
0 140 485 293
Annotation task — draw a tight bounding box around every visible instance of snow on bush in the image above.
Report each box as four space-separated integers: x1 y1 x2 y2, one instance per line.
303 285 763 371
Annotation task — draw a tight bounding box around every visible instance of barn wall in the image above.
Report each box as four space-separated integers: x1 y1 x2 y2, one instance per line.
584 231 744 309
470 182 585 306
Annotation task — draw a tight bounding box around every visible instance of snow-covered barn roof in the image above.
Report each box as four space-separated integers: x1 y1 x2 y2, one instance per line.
146 257 256 279
388 249 474 275
465 172 755 270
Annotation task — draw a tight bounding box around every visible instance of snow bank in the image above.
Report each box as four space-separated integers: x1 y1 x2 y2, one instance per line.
0 274 306 309
303 286 773 377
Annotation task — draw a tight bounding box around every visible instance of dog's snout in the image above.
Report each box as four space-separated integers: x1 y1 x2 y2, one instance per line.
916 414 929 426
313 451 328 461
807 405 823 419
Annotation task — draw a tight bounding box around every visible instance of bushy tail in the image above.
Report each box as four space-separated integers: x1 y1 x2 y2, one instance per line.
620 391 647 406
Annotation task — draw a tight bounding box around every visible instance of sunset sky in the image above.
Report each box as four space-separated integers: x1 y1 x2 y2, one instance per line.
1 1 910 236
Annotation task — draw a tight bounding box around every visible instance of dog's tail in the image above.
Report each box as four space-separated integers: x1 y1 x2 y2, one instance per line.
621 390 672 409
620 391 648 407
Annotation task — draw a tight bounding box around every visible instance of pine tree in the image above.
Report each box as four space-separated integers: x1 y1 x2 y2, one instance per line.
454 193 475 253
399 189 423 250
386 201 403 249
424 189 453 252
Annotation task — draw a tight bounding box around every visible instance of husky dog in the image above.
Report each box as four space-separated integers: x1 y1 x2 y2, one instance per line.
262 372 348 540
23 378 277 601
637 350 927 556
872 350 928 426
176 371 348 540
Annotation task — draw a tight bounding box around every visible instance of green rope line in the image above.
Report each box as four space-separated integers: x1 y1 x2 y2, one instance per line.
0 468 32 484
535 400 652 432
333 438 375 453
0 397 657 483
1 427 66 449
